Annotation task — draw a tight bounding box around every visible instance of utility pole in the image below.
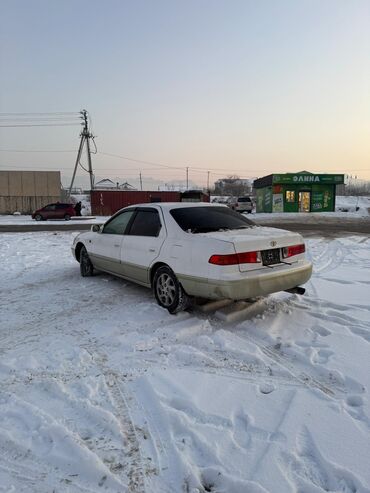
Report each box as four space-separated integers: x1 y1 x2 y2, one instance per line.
139 172 143 191
68 109 95 196
207 171 210 191
186 167 189 190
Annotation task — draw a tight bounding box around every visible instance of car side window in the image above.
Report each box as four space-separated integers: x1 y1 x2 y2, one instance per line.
128 210 162 237
44 205 56 211
102 210 135 235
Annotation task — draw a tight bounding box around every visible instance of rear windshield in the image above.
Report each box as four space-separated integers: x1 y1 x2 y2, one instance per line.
237 197 251 202
170 206 255 233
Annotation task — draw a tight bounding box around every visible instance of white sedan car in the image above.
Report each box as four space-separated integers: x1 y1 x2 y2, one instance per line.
71 203 312 313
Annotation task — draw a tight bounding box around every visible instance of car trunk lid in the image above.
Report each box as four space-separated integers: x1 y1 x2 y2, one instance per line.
201 226 303 272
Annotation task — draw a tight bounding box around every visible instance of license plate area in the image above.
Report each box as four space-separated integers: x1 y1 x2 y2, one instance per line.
261 248 281 266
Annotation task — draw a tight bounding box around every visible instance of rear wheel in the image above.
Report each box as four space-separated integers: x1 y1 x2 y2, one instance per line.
35 214 43 221
80 246 94 277
64 214 71 220
153 266 190 314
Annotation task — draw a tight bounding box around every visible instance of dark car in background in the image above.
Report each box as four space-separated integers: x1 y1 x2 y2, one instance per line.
32 203 76 221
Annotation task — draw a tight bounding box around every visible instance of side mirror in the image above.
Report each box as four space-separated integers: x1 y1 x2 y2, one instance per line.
91 224 102 233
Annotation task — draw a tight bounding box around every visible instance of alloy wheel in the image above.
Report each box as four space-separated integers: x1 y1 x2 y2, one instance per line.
156 272 177 307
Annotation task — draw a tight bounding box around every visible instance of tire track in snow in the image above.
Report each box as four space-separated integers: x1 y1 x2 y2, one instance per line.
310 239 347 275
246 336 337 397
0 446 101 493
79 345 147 493
0 277 355 405
103 373 147 493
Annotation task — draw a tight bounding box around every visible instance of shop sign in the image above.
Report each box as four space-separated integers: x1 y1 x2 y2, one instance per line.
273 174 344 185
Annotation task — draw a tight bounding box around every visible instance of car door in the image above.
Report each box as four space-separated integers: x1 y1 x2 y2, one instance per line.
121 207 165 285
55 203 67 219
43 204 57 219
88 209 135 275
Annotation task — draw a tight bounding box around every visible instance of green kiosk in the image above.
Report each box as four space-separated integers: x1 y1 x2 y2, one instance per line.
254 172 345 213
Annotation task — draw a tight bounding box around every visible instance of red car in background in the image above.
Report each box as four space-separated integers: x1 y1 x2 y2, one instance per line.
32 203 76 221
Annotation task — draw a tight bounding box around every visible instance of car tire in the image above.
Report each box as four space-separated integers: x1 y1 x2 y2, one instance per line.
35 214 43 221
64 214 71 221
153 266 190 314
80 246 94 277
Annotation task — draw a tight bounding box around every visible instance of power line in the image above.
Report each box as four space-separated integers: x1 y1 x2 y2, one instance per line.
0 118 82 122
98 151 184 170
0 164 75 170
0 112 80 116
0 110 83 129
1 156 367 175
0 115 81 119
0 149 76 153
0 123 81 127
98 151 261 175
100 152 254 173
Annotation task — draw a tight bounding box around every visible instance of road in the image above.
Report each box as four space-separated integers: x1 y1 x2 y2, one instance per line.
0 223 95 232
255 218 370 236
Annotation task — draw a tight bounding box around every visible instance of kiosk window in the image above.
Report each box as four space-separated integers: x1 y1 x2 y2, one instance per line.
286 191 295 202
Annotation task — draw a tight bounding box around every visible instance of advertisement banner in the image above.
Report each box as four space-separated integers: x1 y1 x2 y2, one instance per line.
272 194 284 213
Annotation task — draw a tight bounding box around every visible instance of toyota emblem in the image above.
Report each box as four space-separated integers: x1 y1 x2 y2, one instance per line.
270 240 277 247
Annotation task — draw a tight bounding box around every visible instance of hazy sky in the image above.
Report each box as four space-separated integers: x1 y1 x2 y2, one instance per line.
1 0 370 187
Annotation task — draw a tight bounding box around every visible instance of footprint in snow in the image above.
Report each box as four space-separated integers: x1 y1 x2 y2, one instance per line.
232 411 285 451
310 348 334 365
312 325 331 337
279 426 370 493
343 395 370 429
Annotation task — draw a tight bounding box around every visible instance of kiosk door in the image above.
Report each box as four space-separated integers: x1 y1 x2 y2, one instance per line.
299 191 311 212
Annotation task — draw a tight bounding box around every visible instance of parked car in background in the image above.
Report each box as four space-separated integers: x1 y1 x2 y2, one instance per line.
32 203 76 221
234 196 253 213
71 203 312 314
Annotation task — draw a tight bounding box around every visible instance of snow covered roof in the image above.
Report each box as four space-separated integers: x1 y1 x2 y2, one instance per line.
94 179 116 189
120 181 136 190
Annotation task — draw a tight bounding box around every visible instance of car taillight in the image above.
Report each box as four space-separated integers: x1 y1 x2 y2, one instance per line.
283 243 305 258
209 251 261 265
238 251 261 263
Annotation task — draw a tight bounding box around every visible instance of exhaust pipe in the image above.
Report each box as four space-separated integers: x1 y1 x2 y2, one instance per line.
285 286 306 295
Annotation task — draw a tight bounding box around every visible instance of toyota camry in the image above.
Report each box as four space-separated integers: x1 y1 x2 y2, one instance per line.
71 203 312 313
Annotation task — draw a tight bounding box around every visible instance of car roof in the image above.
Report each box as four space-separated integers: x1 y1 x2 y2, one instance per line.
46 202 72 206
133 202 226 210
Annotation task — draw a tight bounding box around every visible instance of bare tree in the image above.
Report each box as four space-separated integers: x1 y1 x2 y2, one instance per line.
214 175 251 196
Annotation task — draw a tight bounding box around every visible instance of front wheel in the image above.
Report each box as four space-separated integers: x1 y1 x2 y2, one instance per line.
64 214 71 221
80 246 94 277
153 266 190 314
35 214 43 221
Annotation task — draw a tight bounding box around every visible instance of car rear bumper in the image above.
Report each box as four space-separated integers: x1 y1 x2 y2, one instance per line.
178 261 312 300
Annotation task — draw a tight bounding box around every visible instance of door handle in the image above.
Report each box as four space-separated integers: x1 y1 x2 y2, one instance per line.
114 244 120 247
149 248 156 252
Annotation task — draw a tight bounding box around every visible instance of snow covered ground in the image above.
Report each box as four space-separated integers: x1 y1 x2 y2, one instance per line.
0 232 370 492
336 195 370 214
